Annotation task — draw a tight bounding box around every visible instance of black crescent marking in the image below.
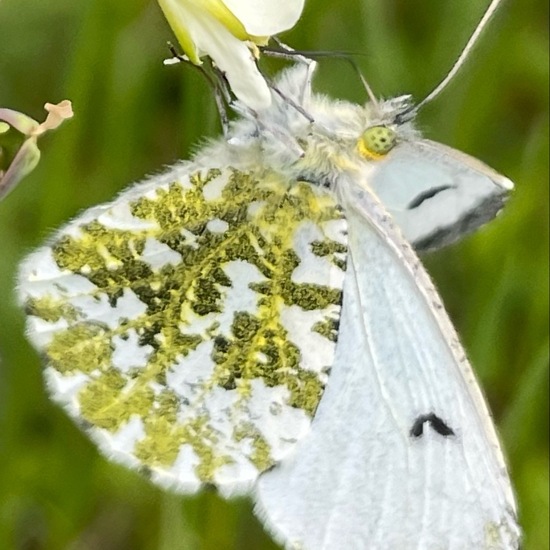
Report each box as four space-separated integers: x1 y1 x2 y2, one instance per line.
410 413 455 438
407 185 455 209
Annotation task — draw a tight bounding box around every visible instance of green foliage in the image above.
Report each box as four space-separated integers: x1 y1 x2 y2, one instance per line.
0 0 548 548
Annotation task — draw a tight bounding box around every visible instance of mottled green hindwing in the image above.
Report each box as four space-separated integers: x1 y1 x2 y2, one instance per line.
18 165 347 495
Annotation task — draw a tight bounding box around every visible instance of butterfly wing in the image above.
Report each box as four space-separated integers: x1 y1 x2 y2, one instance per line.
17 163 347 496
368 139 513 251
255 176 519 549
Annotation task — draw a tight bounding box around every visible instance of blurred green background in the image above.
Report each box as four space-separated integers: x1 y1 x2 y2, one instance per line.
0 0 548 548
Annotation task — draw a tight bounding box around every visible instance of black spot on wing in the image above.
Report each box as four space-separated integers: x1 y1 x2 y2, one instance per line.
410 413 455 438
407 185 455 209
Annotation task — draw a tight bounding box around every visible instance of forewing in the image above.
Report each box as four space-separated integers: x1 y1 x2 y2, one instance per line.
368 139 513 251
255 177 519 549
18 164 347 496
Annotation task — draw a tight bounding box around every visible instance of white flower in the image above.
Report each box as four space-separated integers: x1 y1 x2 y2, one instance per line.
0 101 73 200
157 0 305 110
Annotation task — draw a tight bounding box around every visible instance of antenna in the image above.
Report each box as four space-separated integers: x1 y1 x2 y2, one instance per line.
264 41 381 111
403 0 505 119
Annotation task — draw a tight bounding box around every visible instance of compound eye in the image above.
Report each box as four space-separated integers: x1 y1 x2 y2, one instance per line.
358 125 397 159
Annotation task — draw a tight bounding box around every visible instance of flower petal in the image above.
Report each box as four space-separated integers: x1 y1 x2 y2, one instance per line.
169 3 272 109
222 0 305 36
158 0 202 63
199 0 249 40
158 0 249 64
158 0 294 109
192 11 272 109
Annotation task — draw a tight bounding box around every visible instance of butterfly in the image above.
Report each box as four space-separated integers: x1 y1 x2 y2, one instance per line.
17 58 520 548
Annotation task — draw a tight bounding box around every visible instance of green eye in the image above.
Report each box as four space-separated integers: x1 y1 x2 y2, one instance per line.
358 126 397 159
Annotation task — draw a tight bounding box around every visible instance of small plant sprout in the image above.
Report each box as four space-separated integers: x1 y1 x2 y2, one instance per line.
0 100 73 201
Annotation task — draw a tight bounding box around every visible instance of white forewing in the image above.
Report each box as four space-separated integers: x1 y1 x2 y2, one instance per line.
255 177 519 549
237 64 513 252
368 139 513 251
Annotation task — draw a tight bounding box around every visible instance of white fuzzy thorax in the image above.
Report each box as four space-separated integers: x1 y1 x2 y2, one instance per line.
195 63 419 189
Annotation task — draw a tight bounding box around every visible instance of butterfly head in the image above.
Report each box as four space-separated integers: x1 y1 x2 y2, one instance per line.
357 126 397 160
